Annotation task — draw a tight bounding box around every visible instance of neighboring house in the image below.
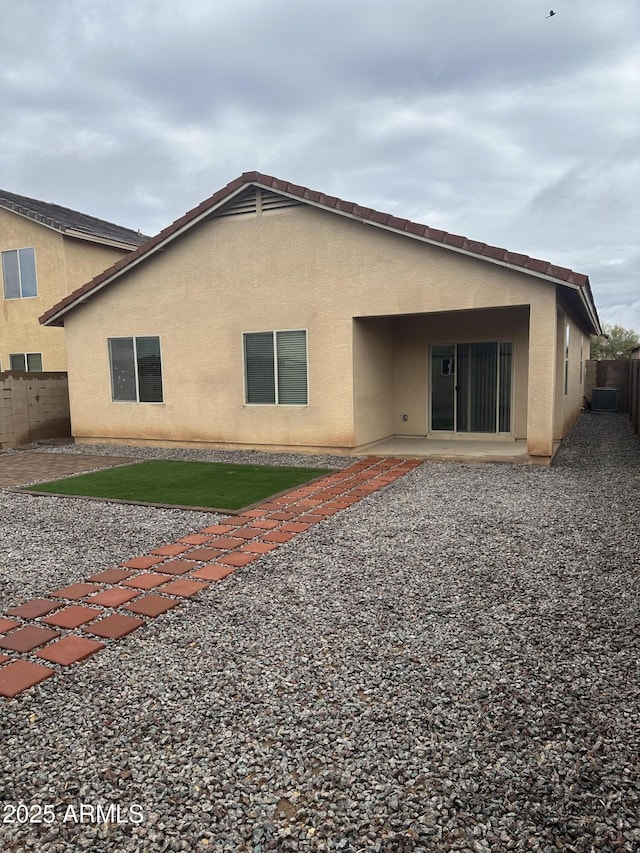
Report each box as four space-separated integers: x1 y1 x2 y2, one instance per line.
0 189 148 372
41 171 602 463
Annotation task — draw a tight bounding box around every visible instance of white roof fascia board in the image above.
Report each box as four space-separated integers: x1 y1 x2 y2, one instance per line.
63 229 143 251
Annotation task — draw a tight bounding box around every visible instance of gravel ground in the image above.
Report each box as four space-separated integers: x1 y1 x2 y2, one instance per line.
0 413 638 852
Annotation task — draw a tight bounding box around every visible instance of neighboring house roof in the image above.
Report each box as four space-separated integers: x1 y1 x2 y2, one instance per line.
0 189 149 250
40 171 602 333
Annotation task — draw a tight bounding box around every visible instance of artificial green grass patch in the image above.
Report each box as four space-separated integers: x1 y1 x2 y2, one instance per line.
23 459 330 511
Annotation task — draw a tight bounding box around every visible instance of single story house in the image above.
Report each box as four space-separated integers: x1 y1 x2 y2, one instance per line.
40 171 602 463
0 189 147 372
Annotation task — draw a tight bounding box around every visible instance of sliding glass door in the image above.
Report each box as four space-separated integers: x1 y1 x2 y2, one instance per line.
430 342 512 433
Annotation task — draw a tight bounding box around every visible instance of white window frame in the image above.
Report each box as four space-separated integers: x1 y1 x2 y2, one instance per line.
242 329 309 406
9 352 43 372
2 247 38 299
108 336 164 403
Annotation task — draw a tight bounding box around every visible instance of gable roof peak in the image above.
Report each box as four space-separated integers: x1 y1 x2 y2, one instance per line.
39 171 601 335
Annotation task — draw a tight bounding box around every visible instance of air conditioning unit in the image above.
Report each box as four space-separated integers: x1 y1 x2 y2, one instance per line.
591 387 619 412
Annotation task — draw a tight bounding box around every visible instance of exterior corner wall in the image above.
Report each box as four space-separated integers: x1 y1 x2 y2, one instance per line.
352 317 395 446
527 293 558 457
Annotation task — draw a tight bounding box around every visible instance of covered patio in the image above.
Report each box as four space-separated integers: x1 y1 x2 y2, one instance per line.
357 435 560 465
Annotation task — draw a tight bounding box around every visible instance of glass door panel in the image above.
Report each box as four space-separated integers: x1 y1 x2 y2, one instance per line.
431 345 455 430
430 342 512 434
499 343 512 433
464 342 498 433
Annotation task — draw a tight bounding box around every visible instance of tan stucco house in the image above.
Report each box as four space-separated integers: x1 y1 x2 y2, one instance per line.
40 171 602 463
0 190 147 372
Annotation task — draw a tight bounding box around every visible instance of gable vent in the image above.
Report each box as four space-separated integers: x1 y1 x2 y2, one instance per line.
215 187 302 218
216 188 258 217
260 189 301 212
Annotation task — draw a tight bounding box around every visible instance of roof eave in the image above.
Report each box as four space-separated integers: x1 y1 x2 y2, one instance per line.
63 228 145 251
253 180 602 330
41 173 601 333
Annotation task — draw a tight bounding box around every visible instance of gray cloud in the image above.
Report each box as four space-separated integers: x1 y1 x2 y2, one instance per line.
0 0 638 329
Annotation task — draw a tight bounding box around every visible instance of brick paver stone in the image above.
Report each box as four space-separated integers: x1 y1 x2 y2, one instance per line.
260 532 295 543
161 579 209 598
0 618 21 635
192 565 236 581
279 522 313 533
228 528 261 540
6 599 62 619
49 583 101 600
124 595 180 618
155 560 200 575
0 661 55 698
0 626 61 653
85 614 146 639
86 568 137 583
36 637 105 666
87 588 141 607
43 606 105 629
183 549 225 562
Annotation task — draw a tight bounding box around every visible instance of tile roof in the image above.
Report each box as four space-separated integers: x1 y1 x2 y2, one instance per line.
39 171 600 332
0 189 148 248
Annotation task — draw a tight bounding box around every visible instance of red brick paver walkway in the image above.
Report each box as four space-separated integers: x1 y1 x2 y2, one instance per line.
0 457 422 698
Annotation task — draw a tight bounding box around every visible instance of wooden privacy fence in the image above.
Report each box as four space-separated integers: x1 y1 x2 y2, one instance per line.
630 360 640 437
0 371 71 450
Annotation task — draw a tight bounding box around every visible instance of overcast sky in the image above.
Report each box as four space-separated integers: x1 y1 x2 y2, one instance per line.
1 0 638 331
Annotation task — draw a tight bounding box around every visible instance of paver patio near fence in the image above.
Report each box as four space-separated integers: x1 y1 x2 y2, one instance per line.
0 456 423 698
0 450 140 487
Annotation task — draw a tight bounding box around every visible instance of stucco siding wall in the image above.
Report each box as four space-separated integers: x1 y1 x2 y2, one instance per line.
62 239 130 291
0 210 68 371
352 318 394 446
554 309 588 439
1 210 132 372
63 204 569 451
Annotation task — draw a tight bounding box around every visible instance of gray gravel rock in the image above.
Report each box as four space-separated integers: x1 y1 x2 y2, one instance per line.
0 413 638 852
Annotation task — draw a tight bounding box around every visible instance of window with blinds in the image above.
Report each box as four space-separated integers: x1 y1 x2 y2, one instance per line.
108 336 163 402
244 330 308 405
